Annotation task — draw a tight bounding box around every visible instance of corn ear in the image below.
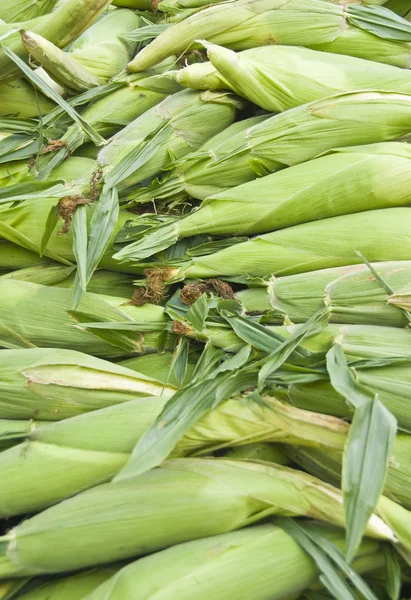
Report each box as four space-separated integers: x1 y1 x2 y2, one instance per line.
131 92 411 206
0 458 395 576
0 78 55 118
0 347 174 421
119 352 197 386
99 89 242 191
172 208 411 280
85 523 385 600
0 0 58 22
239 261 411 327
128 0 411 72
176 44 411 113
0 241 51 271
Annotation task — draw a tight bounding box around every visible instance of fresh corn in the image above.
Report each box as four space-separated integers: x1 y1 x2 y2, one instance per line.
237 261 411 327
21 10 140 92
0 0 112 83
0 394 351 516
0 79 55 118
0 279 172 357
174 44 411 113
119 351 197 385
9 566 120 599
0 0 58 22
0 241 51 271
98 89 242 191
130 92 411 206
287 432 411 510
115 142 411 261
0 458 396 577
85 523 385 600
0 347 174 421
128 0 411 72
132 208 411 281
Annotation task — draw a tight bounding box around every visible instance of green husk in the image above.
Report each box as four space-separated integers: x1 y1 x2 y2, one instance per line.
21 10 140 92
0 78 55 118
115 142 411 261
223 442 290 464
159 208 411 280
130 91 411 206
0 458 395 577
8 566 120 599
85 523 384 600
238 261 411 327
0 393 351 516
128 0 411 72
0 241 51 271
0 279 172 357
386 0 411 19
388 282 411 311
119 352 196 386
0 0 58 22
287 433 411 510
175 44 411 113
0 0 112 83
98 89 242 191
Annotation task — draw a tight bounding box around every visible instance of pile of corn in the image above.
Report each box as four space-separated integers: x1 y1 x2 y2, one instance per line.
1 0 411 597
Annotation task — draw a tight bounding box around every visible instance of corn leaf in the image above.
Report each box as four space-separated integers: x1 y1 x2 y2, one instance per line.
68 310 144 353
72 205 88 307
347 5 411 41
384 546 401 600
40 203 60 256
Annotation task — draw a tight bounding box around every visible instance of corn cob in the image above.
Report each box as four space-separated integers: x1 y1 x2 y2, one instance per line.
0 0 58 22
174 44 411 113
125 208 411 281
115 142 411 260
289 361 411 432
0 458 396 577
21 10 140 92
0 0 112 83
130 92 411 206
98 89 242 191
287 432 411 510
85 523 385 600
0 279 171 358
9 566 120 600
0 347 174 421
0 393 352 516
0 79 55 118
237 261 411 327
128 0 411 72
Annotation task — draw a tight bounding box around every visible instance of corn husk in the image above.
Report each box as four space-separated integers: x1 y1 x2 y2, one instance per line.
0 458 396 577
388 282 411 311
130 92 411 206
0 279 172 358
0 78 55 118
98 89 242 191
0 393 352 516
119 352 197 386
10 566 120 600
85 523 384 600
0 0 58 22
386 0 411 19
175 44 411 113
116 142 411 261
21 10 140 92
0 347 174 421
0 0 112 83
162 208 411 280
287 432 411 510
0 241 51 271
128 0 411 72
238 261 411 327
223 443 290 464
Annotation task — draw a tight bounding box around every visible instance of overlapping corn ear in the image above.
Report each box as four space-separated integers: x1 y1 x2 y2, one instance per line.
0 79 55 118
147 208 411 280
98 89 243 191
0 347 174 421
0 0 58 22
127 0 411 72
287 433 411 511
21 10 140 92
174 44 411 113
130 92 411 206
85 523 385 600
8 566 120 599
0 279 172 357
0 458 397 577
0 0 112 83
114 142 411 260
237 261 411 327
